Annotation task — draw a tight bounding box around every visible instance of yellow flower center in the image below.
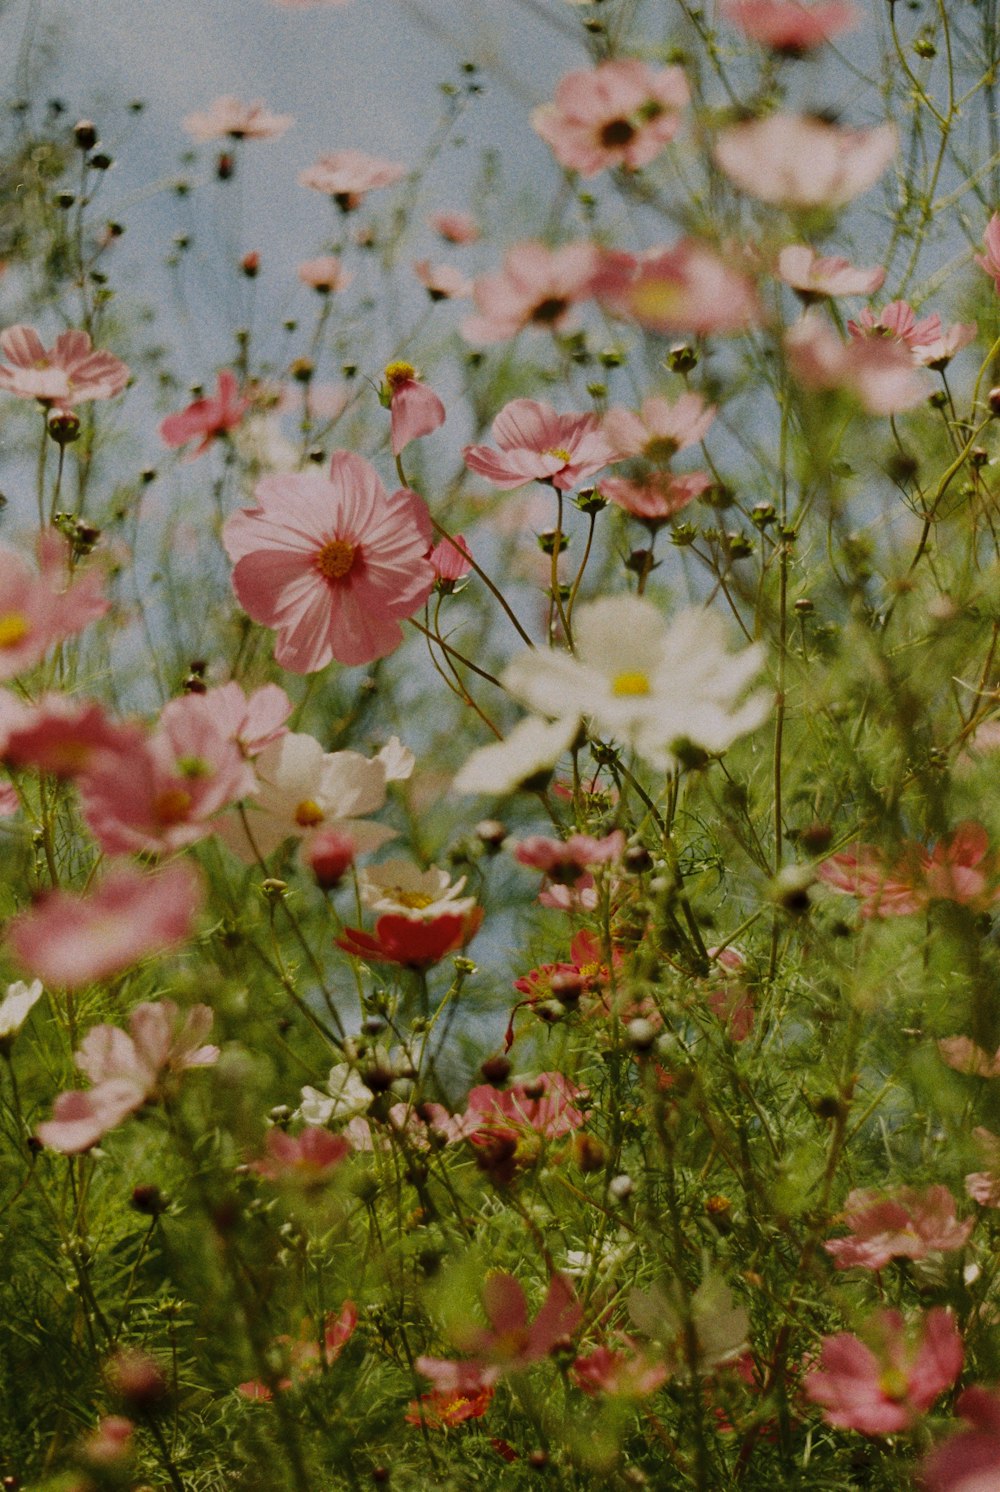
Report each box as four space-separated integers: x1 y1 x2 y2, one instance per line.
294 799 325 828
644 435 680 463
545 447 571 462
392 889 436 909
315 539 356 581
878 1366 909 1402
384 360 416 390
612 670 651 696
0 613 30 649
154 788 193 826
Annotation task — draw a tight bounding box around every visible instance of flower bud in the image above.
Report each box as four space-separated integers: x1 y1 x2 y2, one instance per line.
73 119 97 150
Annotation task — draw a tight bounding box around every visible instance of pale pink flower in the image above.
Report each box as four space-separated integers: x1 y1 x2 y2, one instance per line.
9 862 202 991
713 115 897 208
428 210 480 244
602 393 716 461
413 259 473 300
964 1128 1000 1208
238 1305 357 1400
297 256 353 293
531 60 689 178
594 241 762 335
222 451 436 672
601 471 712 525
538 872 599 914
720 0 860 52
785 312 930 414
820 823 1000 917
922 1386 1000 1491
182 96 293 142
803 1308 962 1435
429 533 473 583
2 695 144 778
0 532 108 681
416 1273 582 1394
848 300 978 369
251 1126 351 1183
514 830 625 881
79 693 255 856
464 399 616 491
159 370 249 456
382 361 446 455
939 1038 1000 1079
572 1339 669 1398
824 1185 973 1270
777 244 885 298
298 150 405 210
197 681 292 758
975 213 1000 291
462 240 601 345
0 325 129 406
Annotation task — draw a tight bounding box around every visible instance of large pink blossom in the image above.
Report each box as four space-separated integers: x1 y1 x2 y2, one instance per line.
819 822 1000 917
594 241 762 335
182 97 293 142
159 371 249 456
777 244 885 298
462 240 601 345
824 1185 973 1270
803 1308 962 1435
2 694 144 778
531 60 689 178
0 532 108 681
298 150 405 210
464 399 616 491
8 862 202 991
714 114 897 208
922 1386 1000 1491
720 0 860 52
223 451 436 672
416 1273 582 1394
785 312 930 414
0 326 129 406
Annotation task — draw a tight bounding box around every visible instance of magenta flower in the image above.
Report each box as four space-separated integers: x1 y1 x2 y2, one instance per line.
514 830 625 881
572 1340 669 1398
222 451 436 672
531 59 689 178
0 325 129 406
595 240 762 335
922 1385 1000 1490
464 399 616 491
803 1308 962 1435
382 361 446 455
462 240 601 345
297 256 353 293
8 862 202 991
720 0 860 53
182 96 293 142
975 214 1000 291
0 532 108 681
298 149 405 210
159 370 249 456
416 1272 582 1393
824 1185 973 1270
714 114 897 208
777 244 885 298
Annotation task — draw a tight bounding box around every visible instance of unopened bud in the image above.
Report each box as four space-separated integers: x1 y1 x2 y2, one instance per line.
73 119 97 150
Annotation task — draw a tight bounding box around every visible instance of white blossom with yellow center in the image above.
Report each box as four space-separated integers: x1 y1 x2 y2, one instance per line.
358 858 478 921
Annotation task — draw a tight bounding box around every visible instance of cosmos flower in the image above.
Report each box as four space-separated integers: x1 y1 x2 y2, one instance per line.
713 114 897 208
159 370 249 457
532 59 689 178
0 326 129 406
464 399 616 491
182 96 294 142
803 1309 962 1435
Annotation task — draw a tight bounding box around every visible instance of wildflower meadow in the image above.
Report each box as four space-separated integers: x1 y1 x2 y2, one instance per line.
4 0 1000 1486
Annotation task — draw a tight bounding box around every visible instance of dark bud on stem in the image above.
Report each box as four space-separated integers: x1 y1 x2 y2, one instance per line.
73 119 97 150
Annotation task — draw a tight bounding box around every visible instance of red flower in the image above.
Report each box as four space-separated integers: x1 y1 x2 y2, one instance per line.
337 908 482 969
160 370 249 457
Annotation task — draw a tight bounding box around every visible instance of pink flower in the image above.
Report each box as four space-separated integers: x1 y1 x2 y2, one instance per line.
222 452 436 672
714 115 897 208
416 1273 582 1393
819 823 1000 917
603 393 716 460
182 97 293 142
462 240 601 345
939 1038 1000 1079
0 326 129 406
463 1072 588 1143
79 693 255 856
2 695 143 777
382 361 446 455
824 1185 973 1270
197 681 292 758
785 312 930 414
8 862 202 991
0 532 108 681
251 1126 351 1183
238 1305 357 1400
594 241 762 335
464 399 616 491
297 256 353 293
159 370 249 456
964 1128 1000 1208
848 301 977 369
531 60 689 178
413 260 473 301
975 214 1000 291
36 999 217 1153
922 1386 1000 1490
305 827 358 890
600 471 711 526
298 150 405 210
803 1309 962 1435
429 533 473 584
720 0 860 53
428 210 480 244
514 830 624 882
405 1385 494 1428
776 244 885 298
572 1340 669 1398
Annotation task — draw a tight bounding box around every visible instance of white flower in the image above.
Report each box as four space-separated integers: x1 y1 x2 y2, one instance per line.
452 715 579 796
0 978 42 1051
358 859 477 920
501 596 770 770
298 1062 373 1125
376 736 415 782
217 730 397 861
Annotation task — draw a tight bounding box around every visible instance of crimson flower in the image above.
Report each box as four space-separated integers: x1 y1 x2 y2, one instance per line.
337 907 482 969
